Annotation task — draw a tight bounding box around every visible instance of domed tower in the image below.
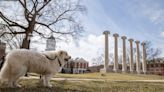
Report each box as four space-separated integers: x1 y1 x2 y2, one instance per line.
45 35 56 51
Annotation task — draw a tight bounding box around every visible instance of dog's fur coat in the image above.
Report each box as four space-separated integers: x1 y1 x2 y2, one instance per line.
0 49 71 87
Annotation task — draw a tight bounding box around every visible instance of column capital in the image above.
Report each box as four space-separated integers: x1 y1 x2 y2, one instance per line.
103 30 110 35
113 33 119 37
121 36 127 39
128 38 134 42
141 42 146 45
135 40 140 44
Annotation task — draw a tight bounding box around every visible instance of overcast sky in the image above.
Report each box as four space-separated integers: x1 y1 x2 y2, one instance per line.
31 0 164 66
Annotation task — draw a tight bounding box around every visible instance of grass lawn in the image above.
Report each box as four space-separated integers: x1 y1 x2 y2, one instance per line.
0 73 164 92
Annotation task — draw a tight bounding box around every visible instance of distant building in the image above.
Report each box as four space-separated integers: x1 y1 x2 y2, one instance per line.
62 58 89 74
88 57 164 75
45 35 56 51
147 58 164 75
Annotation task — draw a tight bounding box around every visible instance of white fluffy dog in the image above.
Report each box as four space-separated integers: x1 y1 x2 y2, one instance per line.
0 49 71 87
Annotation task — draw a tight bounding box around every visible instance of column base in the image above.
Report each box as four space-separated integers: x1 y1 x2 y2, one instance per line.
137 71 141 74
130 70 134 74
122 71 127 73
143 71 147 74
122 69 127 73
100 67 110 73
113 69 119 73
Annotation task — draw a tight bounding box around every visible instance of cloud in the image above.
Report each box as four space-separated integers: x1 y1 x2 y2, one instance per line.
137 1 164 24
161 32 164 37
144 9 164 24
55 34 104 65
55 34 115 66
81 0 123 35
31 33 132 66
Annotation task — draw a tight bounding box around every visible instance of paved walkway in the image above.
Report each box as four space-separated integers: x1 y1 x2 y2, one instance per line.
21 76 164 83
21 76 105 81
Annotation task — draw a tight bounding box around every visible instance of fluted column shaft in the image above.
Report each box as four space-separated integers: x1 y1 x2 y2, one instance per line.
121 36 127 72
128 39 134 73
135 41 140 74
141 42 147 74
113 33 119 72
103 31 110 72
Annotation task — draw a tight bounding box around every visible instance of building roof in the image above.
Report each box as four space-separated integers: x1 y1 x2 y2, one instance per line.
156 58 164 63
74 58 88 63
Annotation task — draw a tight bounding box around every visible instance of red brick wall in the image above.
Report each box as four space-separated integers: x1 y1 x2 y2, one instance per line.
147 63 164 75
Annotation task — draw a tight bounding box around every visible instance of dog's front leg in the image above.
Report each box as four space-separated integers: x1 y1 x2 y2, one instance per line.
39 75 44 84
42 74 53 87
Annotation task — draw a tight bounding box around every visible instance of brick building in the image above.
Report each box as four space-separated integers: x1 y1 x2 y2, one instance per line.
62 58 89 74
147 58 164 75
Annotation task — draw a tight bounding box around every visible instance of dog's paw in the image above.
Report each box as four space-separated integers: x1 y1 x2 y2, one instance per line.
14 83 22 88
47 84 52 88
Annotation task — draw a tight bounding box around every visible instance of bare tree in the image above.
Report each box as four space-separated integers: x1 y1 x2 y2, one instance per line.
109 53 114 64
0 0 85 49
144 41 161 61
91 53 104 66
91 52 115 66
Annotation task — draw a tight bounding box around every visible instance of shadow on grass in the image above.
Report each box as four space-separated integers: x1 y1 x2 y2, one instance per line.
0 79 86 92
0 87 85 92
1 79 164 92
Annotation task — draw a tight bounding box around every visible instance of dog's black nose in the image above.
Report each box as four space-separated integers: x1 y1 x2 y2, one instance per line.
69 56 71 59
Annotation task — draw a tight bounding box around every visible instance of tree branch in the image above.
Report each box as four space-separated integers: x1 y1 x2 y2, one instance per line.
36 22 74 35
33 30 47 38
37 0 51 13
48 8 78 26
0 12 26 29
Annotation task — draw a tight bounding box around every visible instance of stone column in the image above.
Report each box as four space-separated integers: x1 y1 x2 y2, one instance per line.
121 36 127 73
128 39 134 73
113 33 119 72
141 42 147 74
135 41 140 74
101 31 110 73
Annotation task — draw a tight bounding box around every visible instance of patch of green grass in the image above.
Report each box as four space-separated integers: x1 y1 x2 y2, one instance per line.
0 79 164 92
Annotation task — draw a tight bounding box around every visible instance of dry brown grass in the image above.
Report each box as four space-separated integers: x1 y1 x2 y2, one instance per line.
55 73 164 80
1 73 164 92
0 79 164 92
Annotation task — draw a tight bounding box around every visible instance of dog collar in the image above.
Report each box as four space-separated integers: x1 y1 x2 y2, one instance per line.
44 55 62 67
57 57 62 67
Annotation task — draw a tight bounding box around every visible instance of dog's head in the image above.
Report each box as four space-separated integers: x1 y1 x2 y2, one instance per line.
58 50 71 62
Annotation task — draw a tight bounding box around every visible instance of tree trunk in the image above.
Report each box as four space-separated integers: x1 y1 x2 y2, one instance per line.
21 31 31 49
21 37 30 49
21 12 36 49
21 21 35 49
